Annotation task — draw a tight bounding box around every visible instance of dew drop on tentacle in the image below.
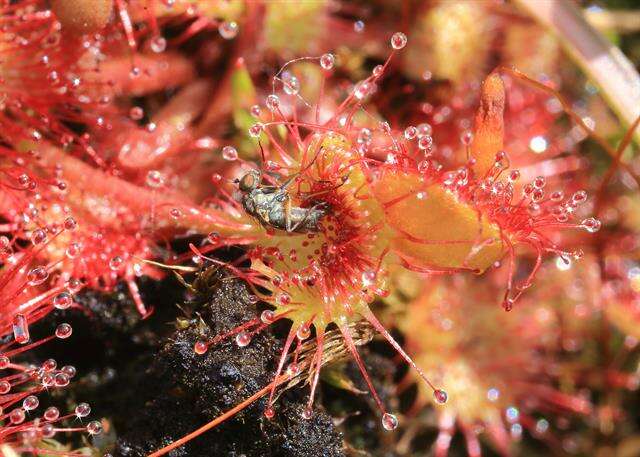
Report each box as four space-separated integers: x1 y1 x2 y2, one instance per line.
404 126 417 140
62 365 76 378
529 135 548 153
390 32 408 50
66 242 81 258
505 406 520 423
44 406 60 421
27 266 49 285
357 128 372 146
0 380 10 394
381 412 399 430
433 389 448 404
41 423 56 438
129 106 144 121
75 402 91 418
260 310 275 324
0 236 11 257
460 131 473 146
266 94 280 111
550 190 564 202
55 323 73 339
207 232 221 244
9 408 25 424
282 74 300 95
42 374 55 387
532 188 544 202
417 123 433 137
0 356 9 369
535 418 550 435
222 146 238 161
301 407 313 420
357 81 374 101
264 406 275 419
417 160 431 173
42 359 57 371
31 228 47 245
23 395 39 411
572 190 588 204
296 323 311 341
146 170 165 188
418 135 433 151
109 256 123 271
53 291 73 309
87 420 103 435
18 173 32 188
533 176 546 189
194 341 208 355
379 121 391 134
218 21 239 40
320 53 335 71
68 277 84 293
54 372 70 387
277 293 291 306
13 314 29 344
249 123 264 138
150 36 167 53
581 217 601 233
236 332 251 347
63 216 78 230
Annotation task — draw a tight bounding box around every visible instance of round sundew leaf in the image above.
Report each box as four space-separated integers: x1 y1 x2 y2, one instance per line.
372 169 504 273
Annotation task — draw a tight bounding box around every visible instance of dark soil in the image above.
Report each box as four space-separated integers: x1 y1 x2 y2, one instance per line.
32 270 376 457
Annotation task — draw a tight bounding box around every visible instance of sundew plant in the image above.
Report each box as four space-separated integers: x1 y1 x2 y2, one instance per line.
1 1 640 457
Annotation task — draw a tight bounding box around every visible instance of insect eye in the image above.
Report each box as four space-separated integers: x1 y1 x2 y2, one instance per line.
239 173 256 192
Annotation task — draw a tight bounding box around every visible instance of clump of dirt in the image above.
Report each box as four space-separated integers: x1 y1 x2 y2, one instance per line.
30 269 400 456
111 272 344 456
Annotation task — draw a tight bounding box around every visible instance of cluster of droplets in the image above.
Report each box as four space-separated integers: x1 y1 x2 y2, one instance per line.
404 122 438 167
0 398 102 449
438 150 603 237
350 33 408 106
0 146 140 323
439 150 599 311
0 167 103 449
4 146 158 317
518 174 600 233
0 327 102 451
1 228 86 337
0 0 228 318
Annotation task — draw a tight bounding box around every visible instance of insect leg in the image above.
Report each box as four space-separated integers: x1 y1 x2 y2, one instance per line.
278 146 326 191
302 174 350 199
288 203 326 233
285 193 294 233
